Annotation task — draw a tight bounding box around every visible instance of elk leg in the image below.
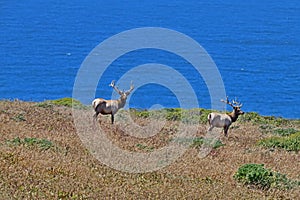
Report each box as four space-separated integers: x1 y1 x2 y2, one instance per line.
224 125 229 137
93 112 99 121
111 114 114 124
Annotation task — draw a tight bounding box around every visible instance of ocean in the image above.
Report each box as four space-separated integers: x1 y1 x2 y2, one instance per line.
0 1 299 119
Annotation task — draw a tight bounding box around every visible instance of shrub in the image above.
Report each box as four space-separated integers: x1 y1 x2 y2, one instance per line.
130 109 150 118
258 132 300 152
163 108 183 121
234 163 299 190
36 98 86 109
50 97 83 108
130 108 213 124
136 143 154 152
11 113 26 122
173 137 224 149
241 112 290 126
258 125 298 136
6 137 54 150
272 128 298 136
35 102 53 108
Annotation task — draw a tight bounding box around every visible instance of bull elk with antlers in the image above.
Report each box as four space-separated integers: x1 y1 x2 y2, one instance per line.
92 80 134 124
208 97 244 136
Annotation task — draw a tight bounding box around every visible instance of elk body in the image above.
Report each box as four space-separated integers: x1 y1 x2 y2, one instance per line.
92 80 134 124
208 97 244 136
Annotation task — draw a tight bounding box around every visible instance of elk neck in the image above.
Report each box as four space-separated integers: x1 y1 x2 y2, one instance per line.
227 109 239 122
117 96 127 109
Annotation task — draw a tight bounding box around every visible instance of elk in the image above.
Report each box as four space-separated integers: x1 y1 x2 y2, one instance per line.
92 80 134 124
207 97 244 136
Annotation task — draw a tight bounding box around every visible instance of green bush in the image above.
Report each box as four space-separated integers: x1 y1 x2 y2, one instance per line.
130 108 213 125
191 137 225 149
241 112 290 126
172 137 224 149
136 143 154 152
162 108 183 121
272 128 298 136
130 109 150 118
35 101 54 108
7 137 54 150
258 125 298 136
11 113 26 122
36 98 86 109
234 163 299 190
258 132 300 152
50 97 83 108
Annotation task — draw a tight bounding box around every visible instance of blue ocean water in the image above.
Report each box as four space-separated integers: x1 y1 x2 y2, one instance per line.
0 1 299 119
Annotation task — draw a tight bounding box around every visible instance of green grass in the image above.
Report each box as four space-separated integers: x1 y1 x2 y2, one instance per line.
130 108 214 124
234 163 300 190
272 128 298 136
172 137 225 149
11 113 26 122
136 143 154 152
191 137 225 149
36 98 86 109
259 125 298 136
6 137 54 150
240 112 293 126
257 132 300 152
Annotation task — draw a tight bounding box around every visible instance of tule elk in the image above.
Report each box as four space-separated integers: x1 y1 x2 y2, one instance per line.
208 97 244 136
92 80 134 124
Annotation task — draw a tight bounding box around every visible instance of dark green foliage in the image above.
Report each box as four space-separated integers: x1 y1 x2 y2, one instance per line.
190 137 204 148
136 143 154 152
6 137 54 150
36 98 86 109
35 102 54 108
258 132 300 152
130 108 214 124
241 112 291 126
191 137 225 149
11 113 26 122
8 137 22 145
130 109 150 118
163 108 183 121
272 128 298 136
50 98 83 108
211 139 225 149
234 164 299 190
259 125 298 136
173 137 224 149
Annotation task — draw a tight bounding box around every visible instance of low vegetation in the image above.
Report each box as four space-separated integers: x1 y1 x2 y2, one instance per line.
0 99 299 199
36 97 85 109
130 108 213 124
259 126 298 136
240 112 295 127
234 163 300 190
258 132 300 152
6 137 54 150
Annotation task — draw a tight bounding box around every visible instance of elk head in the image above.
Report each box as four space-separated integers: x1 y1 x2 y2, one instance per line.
109 80 134 101
221 97 244 121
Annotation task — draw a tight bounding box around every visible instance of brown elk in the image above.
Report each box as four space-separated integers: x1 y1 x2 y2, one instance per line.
92 80 134 124
207 97 244 136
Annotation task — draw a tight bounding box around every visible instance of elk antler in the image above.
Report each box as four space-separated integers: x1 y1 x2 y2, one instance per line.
221 96 232 107
232 99 243 108
125 81 134 95
109 80 122 95
221 96 242 108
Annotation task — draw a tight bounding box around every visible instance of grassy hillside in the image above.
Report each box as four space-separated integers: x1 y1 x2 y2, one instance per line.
0 99 299 199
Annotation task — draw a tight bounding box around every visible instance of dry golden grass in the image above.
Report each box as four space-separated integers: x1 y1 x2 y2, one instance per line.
0 100 299 199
